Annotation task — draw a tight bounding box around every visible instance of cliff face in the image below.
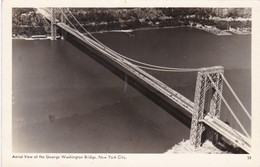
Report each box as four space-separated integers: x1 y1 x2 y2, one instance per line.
12 8 251 38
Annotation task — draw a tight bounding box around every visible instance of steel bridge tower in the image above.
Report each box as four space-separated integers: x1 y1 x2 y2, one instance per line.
51 8 57 40
190 66 224 148
50 8 67 40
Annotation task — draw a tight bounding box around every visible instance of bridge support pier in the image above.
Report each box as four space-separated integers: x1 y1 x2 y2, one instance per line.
190 66 224 148
51 8 57 40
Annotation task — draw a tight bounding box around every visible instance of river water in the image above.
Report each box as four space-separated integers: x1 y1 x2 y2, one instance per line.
12 27 251 153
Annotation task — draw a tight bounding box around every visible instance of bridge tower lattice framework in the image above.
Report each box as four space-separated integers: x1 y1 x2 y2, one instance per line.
190 66 224 148
50 7 57 40
50 8 67 40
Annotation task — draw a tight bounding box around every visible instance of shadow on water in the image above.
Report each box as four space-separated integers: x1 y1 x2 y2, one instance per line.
64 32 192 128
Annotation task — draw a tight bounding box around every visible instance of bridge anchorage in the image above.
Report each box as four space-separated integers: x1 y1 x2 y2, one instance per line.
37 7 251 153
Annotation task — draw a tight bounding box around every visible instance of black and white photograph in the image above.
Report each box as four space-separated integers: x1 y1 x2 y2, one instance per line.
11 7 251 153
2 1 260 166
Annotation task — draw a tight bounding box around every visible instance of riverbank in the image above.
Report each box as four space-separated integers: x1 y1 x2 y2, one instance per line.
12 34 60 40
194 24 232 36
12 24 251 40
91 26 184 35
13 8 251 39
165 140 230 154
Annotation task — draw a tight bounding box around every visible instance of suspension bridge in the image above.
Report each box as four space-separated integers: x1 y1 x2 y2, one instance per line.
36 7 251 153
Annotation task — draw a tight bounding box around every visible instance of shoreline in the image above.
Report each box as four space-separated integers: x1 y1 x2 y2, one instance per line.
165 140 230 154
12 25 251 40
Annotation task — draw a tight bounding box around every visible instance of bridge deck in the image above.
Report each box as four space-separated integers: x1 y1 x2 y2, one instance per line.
37 7 194 114
37 8 251 153
57 22 195 114
202 116 250 153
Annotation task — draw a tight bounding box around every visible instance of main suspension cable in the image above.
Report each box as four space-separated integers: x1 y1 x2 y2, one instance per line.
58 8 80 33
65 8 199 72
207 74 250 138
135 64 199 72
221 73 251 120
65 8 95 39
